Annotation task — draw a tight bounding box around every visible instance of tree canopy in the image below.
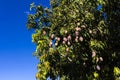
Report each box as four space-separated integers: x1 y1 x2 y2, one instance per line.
27 0 120 80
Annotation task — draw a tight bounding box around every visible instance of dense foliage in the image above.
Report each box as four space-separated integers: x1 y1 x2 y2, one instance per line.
26 0 120 80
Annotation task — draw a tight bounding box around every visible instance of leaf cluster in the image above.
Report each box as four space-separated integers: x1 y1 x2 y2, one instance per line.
26 0 120 80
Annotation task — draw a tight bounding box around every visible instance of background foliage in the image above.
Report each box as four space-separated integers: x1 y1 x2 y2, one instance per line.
27 0 120 80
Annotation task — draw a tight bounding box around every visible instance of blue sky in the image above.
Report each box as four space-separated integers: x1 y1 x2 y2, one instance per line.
0 0 50 80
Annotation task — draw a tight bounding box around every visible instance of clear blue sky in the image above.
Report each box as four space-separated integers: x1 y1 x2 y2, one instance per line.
0 0 50 80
